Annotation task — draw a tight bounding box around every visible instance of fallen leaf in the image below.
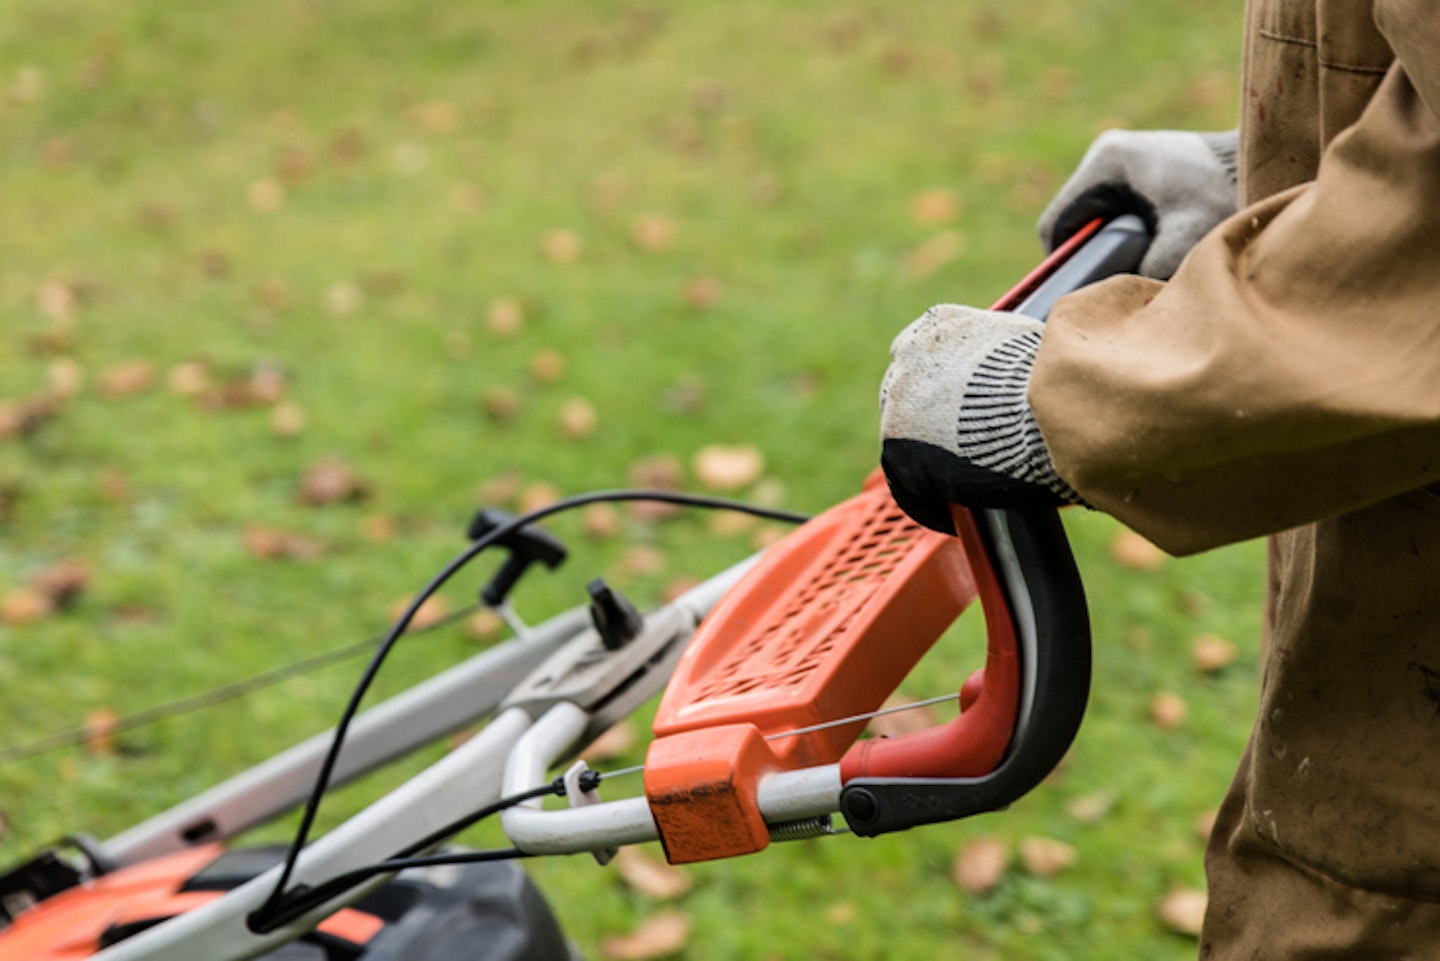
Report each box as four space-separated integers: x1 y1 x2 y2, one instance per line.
1150 692 1188 731
0 396 61 440
99 361 156 397
826 902 856 925
324 280 364 316
619 545 665 577
243 526 322 561
248 177 285 212
47 359 84 398
465 608 505 643
1111 529 1168 571
910 188 962 226
631 215 677 252
487 298 525 337
1156 888 1208 937
1191 633 1238 674
866 695 941 739
662 577 701 602
542 228 583 264
407 100 460 135
903 231 963 279
751 525 787 550
682 276 722 310
582 503 622 540
84 707 120 757
1018 836 1077 877
1065 790 1117 824
389 595 449 631
600 911 691 960
693 445 764 491
481 386 521 424
478 472 523 509
360 514 397 543
1 588 52 625
706 510 755 537
36 279 78 324
518 482 561 514
1194 809 1219 841
952 836 1009 894
298 458 370 506
558 398 598 439
580 720 635 763
628 456 685 521
271 402 306 437
31 560 90 609
168 361 212 397
529 350 566 384
613 847 692 901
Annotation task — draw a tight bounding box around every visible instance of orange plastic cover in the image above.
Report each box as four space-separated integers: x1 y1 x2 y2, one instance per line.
645 471 978 862
0 845 383 960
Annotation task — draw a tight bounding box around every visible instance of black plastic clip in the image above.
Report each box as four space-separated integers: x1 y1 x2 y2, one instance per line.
467 508 568 608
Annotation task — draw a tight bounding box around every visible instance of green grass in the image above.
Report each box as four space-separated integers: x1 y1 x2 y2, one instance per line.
0 1 1257 958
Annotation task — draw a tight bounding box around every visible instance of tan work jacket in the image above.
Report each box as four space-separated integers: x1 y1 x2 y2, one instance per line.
1032 0 1440 954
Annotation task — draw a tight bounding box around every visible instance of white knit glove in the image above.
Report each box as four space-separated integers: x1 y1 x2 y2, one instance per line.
878 304 1081 534
1038 129 1238 280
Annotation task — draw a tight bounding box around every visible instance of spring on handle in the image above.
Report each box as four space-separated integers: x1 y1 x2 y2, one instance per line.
768 815 836 843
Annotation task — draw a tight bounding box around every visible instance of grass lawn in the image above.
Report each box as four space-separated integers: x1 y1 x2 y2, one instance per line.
0 1 1262 958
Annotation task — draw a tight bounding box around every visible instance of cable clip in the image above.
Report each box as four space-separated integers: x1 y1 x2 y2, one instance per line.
562 760 617 866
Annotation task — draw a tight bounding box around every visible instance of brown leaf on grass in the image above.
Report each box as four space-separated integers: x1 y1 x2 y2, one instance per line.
389 595 449 632
0 395 62 440
465 609 505 643
298 458 371 506
1 588 52 626
481 386 521 424
37 279 78 324
519 482 562 514
630 215 677 253
407 100 460 136
628 455 685 521
580 722 636 766
662 577 701 603
600 911 692 960
558 398 598 439
1150 692 1188 731
168 361 212 397
99 361 156 398
618 546 666 578
682 276 722 311
243 526 322 561
1194 809 1220 842
1111 529 1168 571
1065 790 1118 825
582 503 622 540
693 445 764 491
910 188 962 226
952 836 1009 894
487 298 525 337
866 695 941 739
31 560 90 610
706 510 755 538
84 707 120 757
271 402 306 438
248 177 285 213
324 280 364 316
542 229 583 264
613 847 692 901
197 366 289 410
1157 888 1208 937
529 350 566 384
1191 633 1238 674
48 359 84 398
1018 836 1078 877
359 513 397 543
478 472 523 510
903 231 963 279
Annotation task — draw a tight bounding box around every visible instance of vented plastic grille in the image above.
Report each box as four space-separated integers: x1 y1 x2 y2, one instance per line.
691 503 918 702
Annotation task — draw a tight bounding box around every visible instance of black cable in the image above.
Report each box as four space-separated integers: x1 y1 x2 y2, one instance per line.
246 781 562 933
0 606 482 766
261 489 810 913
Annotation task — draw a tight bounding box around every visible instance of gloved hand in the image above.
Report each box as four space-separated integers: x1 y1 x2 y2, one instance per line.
1038 129 1238 280
878 303 1083 535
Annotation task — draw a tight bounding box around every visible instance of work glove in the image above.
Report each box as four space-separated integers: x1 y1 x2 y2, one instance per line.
878 303 1082 535
1038 129 1238 280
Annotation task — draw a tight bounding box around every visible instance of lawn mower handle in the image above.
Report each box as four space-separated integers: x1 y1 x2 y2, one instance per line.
839 214 1150 835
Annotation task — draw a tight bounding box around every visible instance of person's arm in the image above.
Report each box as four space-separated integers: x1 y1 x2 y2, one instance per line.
1034 46 1440 554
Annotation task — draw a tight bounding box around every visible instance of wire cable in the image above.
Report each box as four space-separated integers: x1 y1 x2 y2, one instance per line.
259 489 810 914
0 605 481 766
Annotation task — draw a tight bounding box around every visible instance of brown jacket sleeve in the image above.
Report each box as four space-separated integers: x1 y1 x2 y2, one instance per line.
1030 12 1440 556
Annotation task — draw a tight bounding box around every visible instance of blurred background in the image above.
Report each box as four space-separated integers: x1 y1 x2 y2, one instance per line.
0 1 1263 958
